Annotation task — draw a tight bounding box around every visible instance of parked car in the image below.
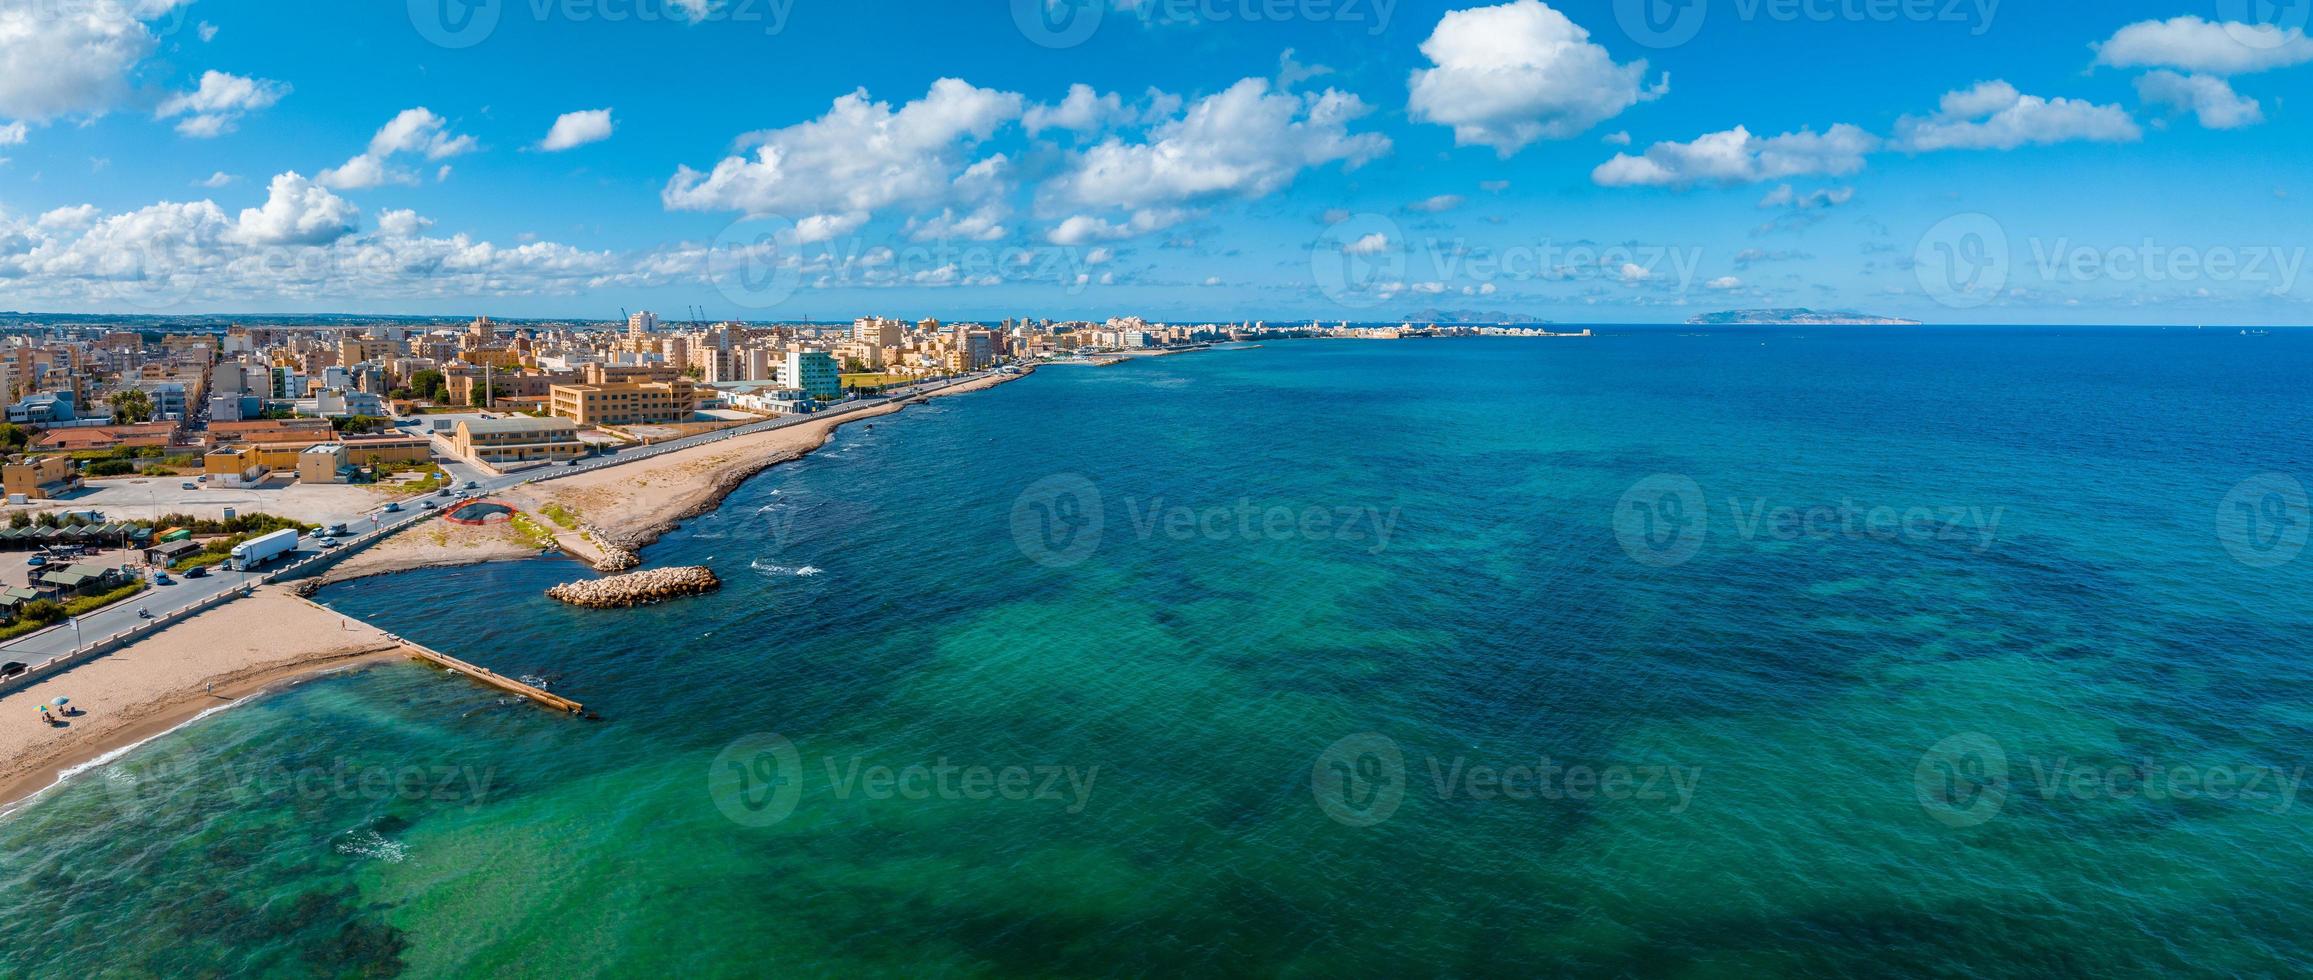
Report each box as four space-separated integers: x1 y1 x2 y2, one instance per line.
152 572 173 585
25 555 46 568
185 565 209 579
0 662 24 680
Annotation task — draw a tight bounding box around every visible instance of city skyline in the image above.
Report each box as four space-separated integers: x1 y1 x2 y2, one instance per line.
0 1 2307 324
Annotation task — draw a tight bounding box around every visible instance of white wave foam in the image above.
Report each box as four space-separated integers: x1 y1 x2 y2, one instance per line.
335 829 407 863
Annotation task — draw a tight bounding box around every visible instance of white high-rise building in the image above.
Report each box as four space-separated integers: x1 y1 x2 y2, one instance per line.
628 311 659 336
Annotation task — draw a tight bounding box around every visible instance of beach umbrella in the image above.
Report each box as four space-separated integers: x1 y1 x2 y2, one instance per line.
51 697 68 706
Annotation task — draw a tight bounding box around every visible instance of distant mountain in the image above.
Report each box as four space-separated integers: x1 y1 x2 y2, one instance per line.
1403 309 1552 324
1688 308 1922 326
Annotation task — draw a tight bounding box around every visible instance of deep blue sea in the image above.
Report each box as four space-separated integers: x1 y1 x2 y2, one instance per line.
2 328 2311 976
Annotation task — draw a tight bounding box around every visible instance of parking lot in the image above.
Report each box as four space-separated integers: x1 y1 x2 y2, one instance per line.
14 477 391 527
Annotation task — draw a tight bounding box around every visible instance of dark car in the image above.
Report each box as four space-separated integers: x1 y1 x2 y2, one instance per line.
0 662 25 680
185 565 210 579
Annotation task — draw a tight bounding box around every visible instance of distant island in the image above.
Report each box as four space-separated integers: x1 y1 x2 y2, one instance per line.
1688 309 1922 326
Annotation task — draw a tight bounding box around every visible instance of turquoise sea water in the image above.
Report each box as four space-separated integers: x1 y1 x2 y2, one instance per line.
3 329 2312 976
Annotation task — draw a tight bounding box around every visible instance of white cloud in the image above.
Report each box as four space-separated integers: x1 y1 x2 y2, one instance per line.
794 211 869 243
1343 233 1392 255
1603 130 1632 146
1706 276 1742 290
1593 124 1878 187
320 108 479 189
1893 81 2140 152
197 21 217 42
2136 71 2264 129
1024 84 1126 135
2093 16 2313 75
0 0 189 121
0 121 22 146
1405 194 1464 213
1758 184 1852 209
230 172 358 246
906 205 1009 242
1407 0 1667 156
1043 78 1389 217
155 71 290 138
539 108 614 151
195 171 237 188
668 0 721 22
1046 209 1187 245
664 79 1022 222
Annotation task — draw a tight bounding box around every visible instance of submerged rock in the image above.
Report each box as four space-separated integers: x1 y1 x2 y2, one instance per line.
546 566 720 608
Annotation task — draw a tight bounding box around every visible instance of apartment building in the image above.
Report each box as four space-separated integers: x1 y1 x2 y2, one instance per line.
452 417 585 464
548 378 699 426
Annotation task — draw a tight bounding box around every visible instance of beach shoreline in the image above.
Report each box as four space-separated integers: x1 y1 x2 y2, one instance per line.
0 588 419 814
0 369 1031 816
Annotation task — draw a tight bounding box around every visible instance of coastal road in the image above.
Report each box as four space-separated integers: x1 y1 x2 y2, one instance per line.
0 369 1010 670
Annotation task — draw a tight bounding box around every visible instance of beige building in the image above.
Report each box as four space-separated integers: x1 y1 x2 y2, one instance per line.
452 417 584 464
297 444 350 484
2 456 80 500
548 378 698 426
202 447 269 487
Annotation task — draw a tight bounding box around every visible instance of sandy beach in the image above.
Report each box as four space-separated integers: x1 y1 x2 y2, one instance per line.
0 370 1031 814
0 588 417 812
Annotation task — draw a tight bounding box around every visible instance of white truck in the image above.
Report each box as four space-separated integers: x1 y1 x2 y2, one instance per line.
230 529 301 571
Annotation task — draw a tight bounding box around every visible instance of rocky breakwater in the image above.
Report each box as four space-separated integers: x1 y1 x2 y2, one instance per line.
546 566 721 609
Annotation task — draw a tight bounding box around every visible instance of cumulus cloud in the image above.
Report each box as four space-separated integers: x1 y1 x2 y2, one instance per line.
1593 124 1878 186
663 78 1022 238
1892 81 2140 151
1024 84 1127 135
0 185 637 306
155 71 289 138
229 172 358 246
1408 0 1667 156
0 121 22 146
2093 16 2313 75
1043 77 1389 226
1047 209 1189 245
539 108 614 151
2136 71 2264 129
320 108 480 189
1405 194 1464 213
0 0 189 121
195 171 237 188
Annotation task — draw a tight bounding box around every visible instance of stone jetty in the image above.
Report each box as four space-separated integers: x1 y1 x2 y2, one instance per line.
546 566 721 608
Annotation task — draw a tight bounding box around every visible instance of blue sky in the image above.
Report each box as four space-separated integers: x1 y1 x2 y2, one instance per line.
0 0 2308 323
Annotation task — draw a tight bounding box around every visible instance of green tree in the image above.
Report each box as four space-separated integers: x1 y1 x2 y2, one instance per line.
409 370 447 402
0 423 29 450
107 389 155 424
